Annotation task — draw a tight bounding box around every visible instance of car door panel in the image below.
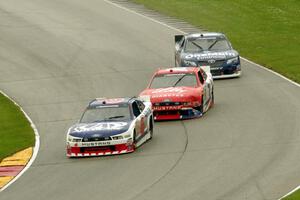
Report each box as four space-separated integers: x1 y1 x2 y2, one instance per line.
136 100 149 136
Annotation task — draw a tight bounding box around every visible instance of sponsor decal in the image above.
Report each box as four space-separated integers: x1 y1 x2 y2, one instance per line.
73 122 128 133
153 106 182 110
153 94 185 98
81 141 112 146
185 52 236 60
152 94 185 98
151 87 186 94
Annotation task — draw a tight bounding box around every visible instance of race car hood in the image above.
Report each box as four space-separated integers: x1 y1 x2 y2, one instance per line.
181 50 238 61
140 87 201 103
68 121 132 138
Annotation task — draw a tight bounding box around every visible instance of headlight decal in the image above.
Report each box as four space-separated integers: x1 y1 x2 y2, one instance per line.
67 135 82 142
226 57 239 65
112 136 123 140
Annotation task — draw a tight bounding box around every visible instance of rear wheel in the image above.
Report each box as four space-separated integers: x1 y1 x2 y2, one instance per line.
195 96 204 114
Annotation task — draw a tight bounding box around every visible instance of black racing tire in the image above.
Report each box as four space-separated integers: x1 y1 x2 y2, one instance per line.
195 96 204 114
149 117 154 139
133 129 137 149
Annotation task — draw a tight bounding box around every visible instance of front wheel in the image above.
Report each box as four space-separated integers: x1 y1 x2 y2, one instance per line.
195 96 204 114
149 118 154 139
129 130 136 151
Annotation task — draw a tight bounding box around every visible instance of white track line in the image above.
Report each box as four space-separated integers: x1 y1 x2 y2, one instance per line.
242 57 300 88
280 186 300 200
104 0 300 89
0 90 40 192
103 1 300 199
103 0 184 33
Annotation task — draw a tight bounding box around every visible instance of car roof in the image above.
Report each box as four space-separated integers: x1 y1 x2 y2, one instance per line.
155 67 199 75
88 97 135 108
185 32 225 39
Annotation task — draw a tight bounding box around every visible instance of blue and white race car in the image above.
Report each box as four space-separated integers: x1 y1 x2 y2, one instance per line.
66 97 153 157
175 32 241 79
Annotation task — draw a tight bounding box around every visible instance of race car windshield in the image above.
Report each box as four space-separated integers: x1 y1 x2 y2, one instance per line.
150 73 197 89
185 37 231 53
80 104 132 123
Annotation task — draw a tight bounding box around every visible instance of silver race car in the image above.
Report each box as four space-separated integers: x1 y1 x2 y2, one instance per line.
175 32 241 79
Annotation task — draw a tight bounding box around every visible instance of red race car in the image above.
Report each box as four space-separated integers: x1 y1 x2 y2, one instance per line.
140 67 214 121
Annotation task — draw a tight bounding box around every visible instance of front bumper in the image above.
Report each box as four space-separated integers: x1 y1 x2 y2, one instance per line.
66 139 134 157
213 70 242 79
153 107 202 121
210 63 241 79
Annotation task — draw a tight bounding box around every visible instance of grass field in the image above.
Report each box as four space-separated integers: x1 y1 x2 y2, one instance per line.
133 0 300 83
284 191 300 200
0 93 34 161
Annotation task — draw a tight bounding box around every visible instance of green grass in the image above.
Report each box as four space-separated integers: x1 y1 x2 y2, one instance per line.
283 190 300 200
0 93 35 161
132 0 300 83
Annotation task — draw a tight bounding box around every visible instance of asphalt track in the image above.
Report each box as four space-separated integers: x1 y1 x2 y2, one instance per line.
0 1 300 200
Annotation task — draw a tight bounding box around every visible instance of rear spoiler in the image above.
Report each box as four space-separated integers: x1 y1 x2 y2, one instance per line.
175 35 184 43
89 97 106 106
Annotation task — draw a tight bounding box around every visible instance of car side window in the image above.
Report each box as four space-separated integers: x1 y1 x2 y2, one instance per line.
198 71 204 84
132 102 141 117
136 100 145 112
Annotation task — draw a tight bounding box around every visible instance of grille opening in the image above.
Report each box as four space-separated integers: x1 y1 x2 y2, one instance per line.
155 109 195 116
80 146 116 153
153 102 183 106
83 137 112 142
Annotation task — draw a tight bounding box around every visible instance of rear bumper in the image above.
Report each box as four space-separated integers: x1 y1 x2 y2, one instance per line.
154 108 202 121
66 142 134 157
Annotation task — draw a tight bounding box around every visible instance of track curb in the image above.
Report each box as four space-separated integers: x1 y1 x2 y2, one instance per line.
0 91 40 192
0 147 33 188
